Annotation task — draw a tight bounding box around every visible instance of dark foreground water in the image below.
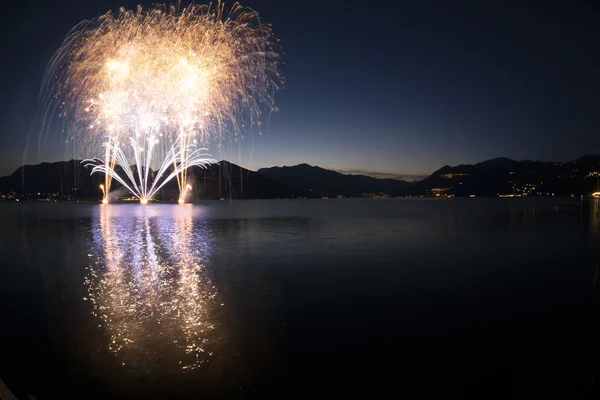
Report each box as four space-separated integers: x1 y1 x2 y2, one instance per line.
0 199 596 399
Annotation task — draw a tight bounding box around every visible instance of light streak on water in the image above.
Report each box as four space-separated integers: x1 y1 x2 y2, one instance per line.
84 205 220 370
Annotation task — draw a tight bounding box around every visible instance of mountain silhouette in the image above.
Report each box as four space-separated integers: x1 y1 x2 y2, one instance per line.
409 155 600 196
0 160 304 200
257 163 411 197
2 155 600 200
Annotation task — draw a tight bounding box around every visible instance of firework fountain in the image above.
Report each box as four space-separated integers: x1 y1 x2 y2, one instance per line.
43 2 281 203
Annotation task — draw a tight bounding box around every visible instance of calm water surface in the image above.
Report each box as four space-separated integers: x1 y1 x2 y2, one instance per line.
0 199 596 398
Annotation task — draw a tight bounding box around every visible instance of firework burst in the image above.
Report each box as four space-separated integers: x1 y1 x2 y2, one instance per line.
43 1 281 203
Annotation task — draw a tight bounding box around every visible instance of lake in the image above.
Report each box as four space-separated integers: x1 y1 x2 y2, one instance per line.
0 199 595 399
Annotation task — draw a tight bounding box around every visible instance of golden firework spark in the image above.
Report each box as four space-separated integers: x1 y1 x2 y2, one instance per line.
45 1 281 202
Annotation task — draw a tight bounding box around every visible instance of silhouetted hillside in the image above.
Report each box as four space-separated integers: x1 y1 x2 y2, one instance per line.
0 160 304 200
0 160 104 198
258 163 411 197
409 155 600 196
161 161 306 200
3 155 600 200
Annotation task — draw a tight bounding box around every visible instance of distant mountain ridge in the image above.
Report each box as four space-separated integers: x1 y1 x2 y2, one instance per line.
2 155 600 199
257 163 410 197
0 160 303 200
409 155 600 196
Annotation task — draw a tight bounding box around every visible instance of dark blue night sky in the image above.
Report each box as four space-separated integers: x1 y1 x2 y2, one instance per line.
1 0 599 179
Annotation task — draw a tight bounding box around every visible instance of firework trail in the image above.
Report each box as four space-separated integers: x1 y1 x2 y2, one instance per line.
43 1 281 203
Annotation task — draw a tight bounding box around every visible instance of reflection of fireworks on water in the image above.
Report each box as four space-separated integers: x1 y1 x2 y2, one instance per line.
44 1 281 203
84 205 220 370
